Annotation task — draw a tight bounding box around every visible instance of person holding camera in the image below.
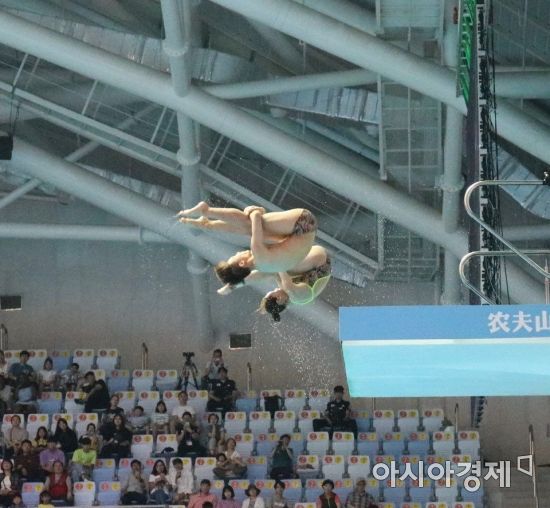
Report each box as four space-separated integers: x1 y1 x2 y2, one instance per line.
270 434 294 480
202 349 225 390
176 412 205 458
206 367 237 417
170 391 196 434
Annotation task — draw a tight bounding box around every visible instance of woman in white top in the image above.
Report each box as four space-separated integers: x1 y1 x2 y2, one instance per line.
148 460 171 505
167 458 194 505
224 438 246 472
242 485 265 508
38 357 58 392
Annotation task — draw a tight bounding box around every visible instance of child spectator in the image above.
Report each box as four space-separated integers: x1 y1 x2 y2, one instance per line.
32 427 49 453
52 418 78 454
148 459 171 505
128 406 149 434
14 440 41 482
81 422 101 453
37 358 58 393
150 401 170 438
43 461 72 505
215 438 246 478
37 491 54 508
70 437 96 482
120 460 147 505
169 391 196 434
39 438 65 477
167 458 193 505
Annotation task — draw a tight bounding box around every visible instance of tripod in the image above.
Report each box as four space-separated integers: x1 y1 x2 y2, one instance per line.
181 359 199 391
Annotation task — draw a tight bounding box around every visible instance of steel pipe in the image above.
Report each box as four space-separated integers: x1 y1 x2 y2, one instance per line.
505 225 550 242
496 72 550 99
0 178 41 210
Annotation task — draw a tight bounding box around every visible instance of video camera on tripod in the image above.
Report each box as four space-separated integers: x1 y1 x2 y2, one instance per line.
181 352 199 390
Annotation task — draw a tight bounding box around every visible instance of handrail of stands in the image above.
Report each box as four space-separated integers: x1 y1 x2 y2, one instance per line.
0 324 7 351
141 342 148 370
529 424 540 508
246 362 251 393
454 402 459 433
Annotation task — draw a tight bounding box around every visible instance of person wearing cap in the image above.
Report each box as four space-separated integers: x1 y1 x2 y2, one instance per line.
242 484 265 508
313 385 357 438
316 480 342 508
345 478 377 508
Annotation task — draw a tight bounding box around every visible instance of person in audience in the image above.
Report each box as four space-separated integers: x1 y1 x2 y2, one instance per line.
270 434 294 480
268 480 289 508
150 401 170 438
8 492 25 508
242 484 265 508
80 371 110 414
202 349 225 389
8 352 34 387
39 438 65 476
37 358 57 394
0 353 8 379
217 438 246 478
52 418 78 455
206 413 224 456
13 375 38 416
188 479 218 508
148 459 171 505
344 478 377 508
127 405 149 434
313 386 357 438
102 394 125 426
206 367 237 416
69 437 96 482
43 460 72 506
36 490 53 508
218 485 239 508
213 453 233 479
59 363 81 393
4 415 28 459
167 458 193 505
176 412 205 458
14 440 41 483
32 427 49 452
120 459 148 505
0 376 13 416
0 459 21 507
170 391 196 434
81 422 101 453
316 480 341 508
99 414 132 459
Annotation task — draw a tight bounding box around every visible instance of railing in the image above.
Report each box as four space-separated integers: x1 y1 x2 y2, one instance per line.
246 362 252 393
141 343 148 370
0 324 7 351
529 424 539 508
454 402 459 433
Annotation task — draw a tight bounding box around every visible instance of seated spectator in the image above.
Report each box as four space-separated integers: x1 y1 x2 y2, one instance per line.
218 485 239 508
268 481 289 508
167 458 193 505
69 437 96 483
80 422 101 453
0 352 8 379
8 351 34 387
102 394 125 426
169 391 196 434
80 371 110 414
43 461 72 506
59 363 81 393
206 367 237 416
215 438 246 478
243 484 265 508
313 386 357 438
14 440 41 482
0 459 21 508
99 414 132 459
0 376 13 416
32 427 49 453
37 490 53 508
270 434 294 480
344 477 377 508
13 375 38 416
37 358 58 394
127 406 149 434
316 480 342 508
120 459 147 505
148 459 171 505
52 418 78 455
176 412 205 458
188 479 218 508
201 349 225 390
206 413 224 456
9 492 25 508
39 438 65 477
150 401 170 438
5 415 28 459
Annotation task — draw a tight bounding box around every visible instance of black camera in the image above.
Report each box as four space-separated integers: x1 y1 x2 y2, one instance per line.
182 352 195 361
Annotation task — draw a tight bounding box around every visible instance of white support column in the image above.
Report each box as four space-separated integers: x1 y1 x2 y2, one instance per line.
0 178 41 210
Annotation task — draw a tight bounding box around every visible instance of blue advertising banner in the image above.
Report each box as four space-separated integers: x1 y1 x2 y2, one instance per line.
340 304 550 397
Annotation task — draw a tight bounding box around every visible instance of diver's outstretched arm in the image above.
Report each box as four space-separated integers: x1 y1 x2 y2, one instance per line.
217 270 277 296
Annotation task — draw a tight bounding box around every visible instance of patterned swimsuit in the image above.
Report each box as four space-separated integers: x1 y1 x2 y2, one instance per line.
290 255 332 304
291 209 318 236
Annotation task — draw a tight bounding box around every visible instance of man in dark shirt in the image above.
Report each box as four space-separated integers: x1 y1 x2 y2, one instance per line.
313 385 358 438
81 371 110 413
206 367 236 416
8 350 34 386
